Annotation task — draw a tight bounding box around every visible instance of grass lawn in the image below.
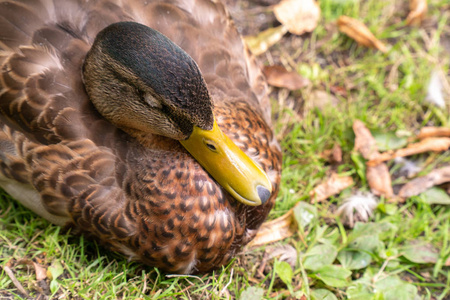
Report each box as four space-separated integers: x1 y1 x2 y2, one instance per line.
1 0 450 299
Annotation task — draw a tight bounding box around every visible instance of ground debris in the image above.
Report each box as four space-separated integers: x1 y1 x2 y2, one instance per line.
263 65 310 90
336 192 378 228
398 165 450 198
306 90 340 112
310 173 354 203
353 119 381 161
244 26 288 55
16 259 47 281
274 0 320 35
406 0 428 26
353 120 394 198
337 16 387 53
417 126 450 139
367 137 450 166
267 244 298 268
2 264 29 298
321 143 343 164
366 164 394 198
248 210 297 247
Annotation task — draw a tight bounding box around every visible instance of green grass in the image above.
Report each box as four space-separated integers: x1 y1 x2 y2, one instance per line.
1 0 450 298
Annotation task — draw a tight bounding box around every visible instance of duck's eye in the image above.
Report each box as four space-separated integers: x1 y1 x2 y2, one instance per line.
205 141 217 152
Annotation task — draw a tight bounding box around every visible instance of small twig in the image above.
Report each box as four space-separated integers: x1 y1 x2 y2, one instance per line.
256 251 270 278
0 204 12 218
219 268 234 297
27 230 44 247
367 137 450 167
165 274 204 284
177 281 196 297
269 290 291 298
141 272 148 295
111 271 125 281
298 253 310 297
3 265 29 297
372 256 397 283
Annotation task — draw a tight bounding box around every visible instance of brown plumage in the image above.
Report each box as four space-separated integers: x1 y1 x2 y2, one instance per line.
0 0 281 274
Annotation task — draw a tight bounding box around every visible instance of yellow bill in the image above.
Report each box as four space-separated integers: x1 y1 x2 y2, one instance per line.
180 120 272 206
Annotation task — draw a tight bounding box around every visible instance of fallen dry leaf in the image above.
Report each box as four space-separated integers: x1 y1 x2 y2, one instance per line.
406 0 428 26
306 90 340 112
16 259 47 281
330 85 348 97
263 65 310 90
310 173 354 203
398 166 450 198
2 265 29 297
337 16 387 53
353 119 380 160
417 127 450 139
367 137 450 166
244 25 288 55
353 120 394 198
274 0 320 35
331 143 343 163
322 143 343 163
248 210 296 247
367 164 394 198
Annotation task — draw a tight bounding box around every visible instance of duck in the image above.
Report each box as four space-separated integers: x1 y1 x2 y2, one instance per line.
0 0 281 274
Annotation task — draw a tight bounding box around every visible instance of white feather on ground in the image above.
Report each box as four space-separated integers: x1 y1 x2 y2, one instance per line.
425 70 446 108
336 191 378 228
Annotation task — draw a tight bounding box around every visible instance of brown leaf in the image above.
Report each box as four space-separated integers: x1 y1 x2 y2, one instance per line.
244 25 288 55
406 0 428 26
310 173 354 203
322 143 343 163
2 265 29 297
417 126 450 139
398 166 450 198
248 210 296 247
337 16 387 53
16 259 47 281
263 65 310 90
274 0 321 35
367 164 394 197
353 120 394 198
306 90 340 112
331 143 343 163
330 85 348 97
367 137 450 166
353 119 380 160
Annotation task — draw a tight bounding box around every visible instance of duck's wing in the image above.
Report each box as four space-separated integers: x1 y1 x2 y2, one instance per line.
0 1 122 224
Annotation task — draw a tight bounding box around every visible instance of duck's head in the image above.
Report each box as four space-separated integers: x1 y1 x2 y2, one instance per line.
83 22 272 206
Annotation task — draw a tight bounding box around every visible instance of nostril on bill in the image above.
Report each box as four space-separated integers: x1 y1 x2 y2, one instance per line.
256 185 271 204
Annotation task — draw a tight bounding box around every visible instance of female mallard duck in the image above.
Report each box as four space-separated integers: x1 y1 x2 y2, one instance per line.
0 0 281 273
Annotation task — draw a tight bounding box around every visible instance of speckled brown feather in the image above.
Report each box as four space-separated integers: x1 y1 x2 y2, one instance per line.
0 0 281 273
